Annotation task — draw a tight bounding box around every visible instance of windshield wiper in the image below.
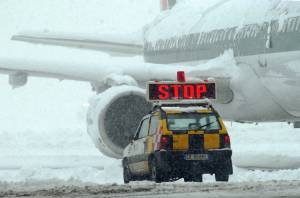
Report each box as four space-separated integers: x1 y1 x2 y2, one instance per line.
198 122 215 129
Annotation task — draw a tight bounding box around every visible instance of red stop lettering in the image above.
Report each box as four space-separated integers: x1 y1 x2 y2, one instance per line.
158 85 170 100
171 85 181 99
184 85 195 99
196 84 207 98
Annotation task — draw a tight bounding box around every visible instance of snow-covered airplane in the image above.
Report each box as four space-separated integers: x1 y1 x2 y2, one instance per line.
1 0 300 158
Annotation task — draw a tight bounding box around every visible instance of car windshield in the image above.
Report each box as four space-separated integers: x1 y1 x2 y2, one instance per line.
167 113 221 132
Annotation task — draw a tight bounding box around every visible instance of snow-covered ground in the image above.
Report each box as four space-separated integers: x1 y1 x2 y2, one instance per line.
1 180 300 198
0 0 300 189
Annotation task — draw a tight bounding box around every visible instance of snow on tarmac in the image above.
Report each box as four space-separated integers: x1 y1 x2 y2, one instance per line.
1 180 300 197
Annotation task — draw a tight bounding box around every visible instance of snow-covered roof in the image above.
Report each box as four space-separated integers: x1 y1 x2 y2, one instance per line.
145 0 300 42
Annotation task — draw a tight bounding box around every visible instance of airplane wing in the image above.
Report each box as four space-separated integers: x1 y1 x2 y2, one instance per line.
11 31 144 57
0 46 233 104
0 46 187 88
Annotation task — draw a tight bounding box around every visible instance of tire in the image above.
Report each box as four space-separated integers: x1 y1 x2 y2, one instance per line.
184 173 202 182
150 159 163 183
193 173 203 182
215 173 229 182
123 160 131 184
184 175 192 182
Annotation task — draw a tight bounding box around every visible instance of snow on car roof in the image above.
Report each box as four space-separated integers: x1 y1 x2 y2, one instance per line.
161 106 211 113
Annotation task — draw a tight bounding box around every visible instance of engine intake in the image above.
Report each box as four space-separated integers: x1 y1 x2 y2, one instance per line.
87 86 152 158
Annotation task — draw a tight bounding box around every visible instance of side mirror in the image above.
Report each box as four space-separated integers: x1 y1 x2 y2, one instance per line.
129 134 135 143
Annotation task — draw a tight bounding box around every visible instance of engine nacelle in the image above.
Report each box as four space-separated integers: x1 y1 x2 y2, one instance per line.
87 85 152 158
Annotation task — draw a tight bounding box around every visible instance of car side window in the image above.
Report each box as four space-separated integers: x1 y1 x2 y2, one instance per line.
149 115 159 135
138 118 150 139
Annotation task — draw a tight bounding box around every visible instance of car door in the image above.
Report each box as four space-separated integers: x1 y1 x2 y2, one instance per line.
128 117 150 174
146 114 159 155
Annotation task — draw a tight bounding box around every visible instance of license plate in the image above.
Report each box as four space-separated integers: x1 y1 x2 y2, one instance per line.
184 154 208 161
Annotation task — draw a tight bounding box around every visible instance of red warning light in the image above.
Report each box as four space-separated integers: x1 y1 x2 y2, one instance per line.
160 0 169 11
177 71 186 82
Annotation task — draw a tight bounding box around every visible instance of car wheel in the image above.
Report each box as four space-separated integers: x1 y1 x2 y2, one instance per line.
184 175 192 182
123 160 131 184
150 159 163 183
184 172 202 182
215 173 229 182
193 173 203 182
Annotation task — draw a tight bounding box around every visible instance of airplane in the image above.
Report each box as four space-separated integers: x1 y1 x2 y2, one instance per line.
1 0 300 158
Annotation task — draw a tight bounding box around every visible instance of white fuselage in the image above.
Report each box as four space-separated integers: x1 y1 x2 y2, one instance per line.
215 50 300 122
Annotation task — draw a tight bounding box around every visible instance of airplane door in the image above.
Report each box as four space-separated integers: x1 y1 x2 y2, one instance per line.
259 22 271 68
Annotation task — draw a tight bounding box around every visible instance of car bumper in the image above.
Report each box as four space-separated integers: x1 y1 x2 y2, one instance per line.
154 149 233 176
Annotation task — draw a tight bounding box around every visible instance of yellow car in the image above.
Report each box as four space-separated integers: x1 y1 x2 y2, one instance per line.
122 103 233 183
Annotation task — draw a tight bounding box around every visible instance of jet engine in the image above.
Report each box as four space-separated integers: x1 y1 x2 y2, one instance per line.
87 85 152 158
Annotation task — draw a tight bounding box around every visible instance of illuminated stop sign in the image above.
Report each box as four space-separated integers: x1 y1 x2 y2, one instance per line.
147 82 216 102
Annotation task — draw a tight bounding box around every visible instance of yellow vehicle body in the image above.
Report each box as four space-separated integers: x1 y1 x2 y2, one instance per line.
122 104 233 183
147 108 228 153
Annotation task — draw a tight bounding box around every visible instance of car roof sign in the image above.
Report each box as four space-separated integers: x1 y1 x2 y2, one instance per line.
147 81 216 103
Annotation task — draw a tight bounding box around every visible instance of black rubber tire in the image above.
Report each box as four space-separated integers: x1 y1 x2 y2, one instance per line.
184 173 202 182
193 173 203 182
215 173 229 182
184 176 192 182
150 159 163 183
123 160 131 184
184 173 193 182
